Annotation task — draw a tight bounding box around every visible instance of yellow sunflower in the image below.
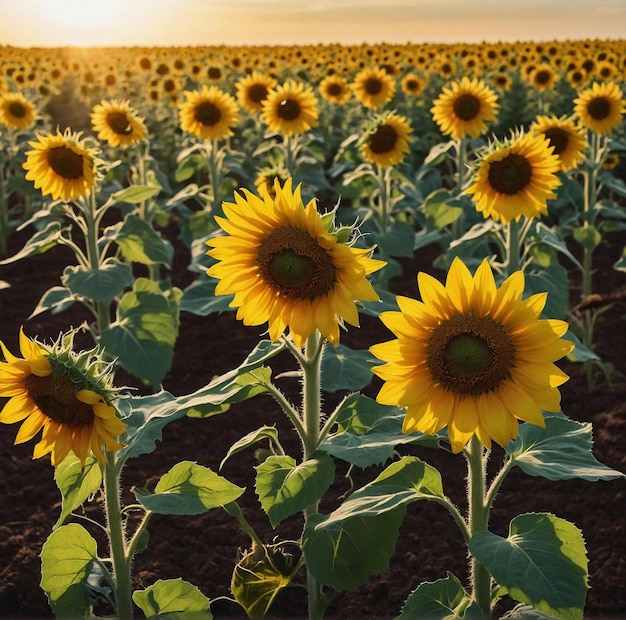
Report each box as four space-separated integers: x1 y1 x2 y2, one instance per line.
179 85 240 141
370 257 573 453
465 131 561 224
531 115 588 172
573 81 625 136
351 66 396 110
261 80 319 136
318 75 352 105
23 128 98 202
0 328 126 467
206 178 385 348
361 111 413 168
430 76 499 140
528 63 558 92
400 73 425 97
0 91 37 130
90 99 147 148
236 71 277 114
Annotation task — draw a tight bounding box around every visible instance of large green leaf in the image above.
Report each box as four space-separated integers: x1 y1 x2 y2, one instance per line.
423 188 463 229
115 214 173 266
40 523 98 619
469 513 588 620
133 578 212 619
180 277 234 315
134 461 244 515
54 453 102 528
524 265 569 320
255 452 335 527
321 344 376 393
372 220 416 258
507 415 625 481
61 258 133 302
113 184 161 205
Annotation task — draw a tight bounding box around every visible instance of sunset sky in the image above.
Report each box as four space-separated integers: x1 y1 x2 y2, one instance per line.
1 0 625 48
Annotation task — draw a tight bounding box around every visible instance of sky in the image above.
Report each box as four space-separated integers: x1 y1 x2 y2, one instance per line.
0 0 625 48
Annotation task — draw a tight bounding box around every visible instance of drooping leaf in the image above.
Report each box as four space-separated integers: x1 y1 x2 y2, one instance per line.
54 453 102 528
0 221 63 264
220 425 280 470
133 578 212 619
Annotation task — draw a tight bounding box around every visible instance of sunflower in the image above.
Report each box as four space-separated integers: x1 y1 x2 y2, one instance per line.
179 85 240 141
261 80 319 136
370 257 573 453
236 71 277 114
318 75 352 105
0 328 126 467
0 91 37 130
90 99 147 148
361 111 413 167
573 81 625 136
206 178 385 347
23 128 98 202
531 115 587 172
400 73 425 97
528 63 558 91
430 77 499 140
351 67 396 110
465 131 561 224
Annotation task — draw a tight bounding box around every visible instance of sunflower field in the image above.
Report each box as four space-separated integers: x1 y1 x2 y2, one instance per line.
1 38 626 620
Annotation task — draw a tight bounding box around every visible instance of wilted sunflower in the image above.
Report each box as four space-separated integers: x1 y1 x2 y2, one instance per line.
318 75 352 105
370 257 573 453
206 178 385 347
431 76 499 140
0 91 37 130
361 111 413 168
261 80 319 136
179 84 240 141
23 128 98 202
465 131 561 224
90 99 147 148
531 115 587 172
236 71 277 114
0 328 126 467
351 67 396 110
573 81 625 136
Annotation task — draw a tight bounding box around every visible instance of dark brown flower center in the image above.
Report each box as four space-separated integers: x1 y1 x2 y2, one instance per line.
25 373 94 426
587 96 611 121
542 127 569 156
194 101 222 126
453 93 481 121
327 83 343 97
369 124 398 154
106 111 133 135
277 98 301 121
488 152 532 195
405 79 420 93
257 227 336 300
534 69 552 85
364 77 383 95
208 67 222 80
427 314 515 395
47 146 85 180
248 83 269 103
9 101 27 118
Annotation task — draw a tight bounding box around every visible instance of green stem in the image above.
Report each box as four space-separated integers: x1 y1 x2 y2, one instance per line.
223 501 265 550
505 216 522 276
284 134 295 179
375 164 392 288
207 138 223 213
103 452 133 620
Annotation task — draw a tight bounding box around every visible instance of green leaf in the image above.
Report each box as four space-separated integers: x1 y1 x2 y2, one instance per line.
469 513 589 620
54 453 103 528
321 344 376 392
113 184 161 205
134 460 244 515
180 277 234 315
500 603 561 619
62 258 133 302
40 523 98 619
29 286 77 317
100 278 181 387
373 220 416 258
572 225 601 251
507 415 626 481
220 425 280 470
424 189 463 229
115 214 174 266
0 221 62 265
397 572 483 620
133 578 212 619
255 452 335 527
524 264 569 320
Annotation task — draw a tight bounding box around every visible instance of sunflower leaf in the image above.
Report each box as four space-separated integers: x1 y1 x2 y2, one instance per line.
61 258 133 303
321 344 377 392
114 214 174 266
133 578 212 619
112 184 161 205
469 513 588 620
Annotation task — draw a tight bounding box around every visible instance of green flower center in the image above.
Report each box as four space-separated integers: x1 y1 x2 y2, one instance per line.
106 111 133 135
194 101 222 126
487 152 532 195
369 124 398 154
428 314 516 395
277 98 301 121
248 83 269 103
364 77 383 95
47 146 85 180
543 127 569 156
25 373 94 426
258 227 336 300
587 96 611 121
9 101 27 118
453 93 481 121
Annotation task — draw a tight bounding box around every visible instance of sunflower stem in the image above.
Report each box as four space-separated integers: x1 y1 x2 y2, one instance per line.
135 142 160 281
206 138 223 214
452 136 467 240
284 134 296 179
505 216 522 276
374 164 392 288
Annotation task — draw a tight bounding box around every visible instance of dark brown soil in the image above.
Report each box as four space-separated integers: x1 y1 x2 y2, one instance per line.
1 223 625 620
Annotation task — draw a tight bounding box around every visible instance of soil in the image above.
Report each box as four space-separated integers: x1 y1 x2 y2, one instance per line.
1 221 625 620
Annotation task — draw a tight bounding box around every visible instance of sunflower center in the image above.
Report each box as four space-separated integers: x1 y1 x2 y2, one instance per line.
364 77 382 95
487 153 532 195
47 146 85 180
534 69 552 85
194 101 222 126
9 101 27 118
369 124 398 154
249 83 269 103
327 83 342 96
587 96 611 121
258 227 336 300
543 127 569 155
453 93 481 120
277 98 301 121
428 314 515 395
24 373 94 426
106 111 133 135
